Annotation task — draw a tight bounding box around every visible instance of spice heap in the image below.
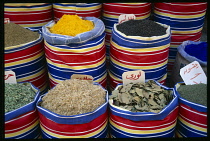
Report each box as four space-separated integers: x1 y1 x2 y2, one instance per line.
177 83 207 106
116 19 167 37
4 22 39 47
5 83 36 113
40 79 106 116
50 14 94 36
109 80 173 113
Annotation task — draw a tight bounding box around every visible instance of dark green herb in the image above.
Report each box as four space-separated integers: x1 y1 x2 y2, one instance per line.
116 19 167 37
4 22 39 47
177 83 207 106
5 83 36 113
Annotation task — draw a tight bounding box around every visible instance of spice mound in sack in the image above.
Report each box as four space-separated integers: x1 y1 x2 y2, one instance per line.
4 22 39 47
40 79 106 116
5 83 36 113
109 80 173 113
49 14 94 36
116 19 167 37
177 83 207 106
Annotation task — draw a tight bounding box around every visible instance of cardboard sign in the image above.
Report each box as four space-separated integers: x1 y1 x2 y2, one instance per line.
180 61 207 85
71 74 93 83
5 70 17 84
4 18 10 24
122 70 145 86
118 14 136 24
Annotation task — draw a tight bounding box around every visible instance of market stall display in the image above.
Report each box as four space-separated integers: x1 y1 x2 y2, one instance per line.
4 3 53 30
109 80 179 138
5 82 41 139
4 22 49 93
36 79 109 138
174 83 207 137
109 19 170 90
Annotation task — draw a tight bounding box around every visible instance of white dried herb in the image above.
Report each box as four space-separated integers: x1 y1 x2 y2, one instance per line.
40 79 106 116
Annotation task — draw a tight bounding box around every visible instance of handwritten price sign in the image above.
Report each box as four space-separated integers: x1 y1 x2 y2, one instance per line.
180 61 207 85
118 14 136 24
5 70 17 84
122 70 145 85
71 74 93 83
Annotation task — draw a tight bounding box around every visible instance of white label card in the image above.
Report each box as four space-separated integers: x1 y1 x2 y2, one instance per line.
122 70 145 86
118 14 136 24
4 18 10 24
71 74 93 83
180 61 207 85
5 70 17 84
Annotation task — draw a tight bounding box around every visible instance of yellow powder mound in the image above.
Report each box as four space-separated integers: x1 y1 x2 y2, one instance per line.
50 14 94 36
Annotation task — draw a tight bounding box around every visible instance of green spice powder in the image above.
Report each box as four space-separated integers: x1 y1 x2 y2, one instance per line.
177 83 207 106
4 22 39 47
5 83 36 113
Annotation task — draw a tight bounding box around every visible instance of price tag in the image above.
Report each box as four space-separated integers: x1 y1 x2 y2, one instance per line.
5 70 17 84
71 74 93 83
118 14 136 24
122 70 145 86
180 61 207 85
4 18 10 24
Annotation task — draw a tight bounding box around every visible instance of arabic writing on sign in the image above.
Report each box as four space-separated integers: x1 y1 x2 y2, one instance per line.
119 14 136 24
184 63 199 74
75 76 93 80
4 74 14 80
180 61 207 85
4 18 10 24
126 71 141 80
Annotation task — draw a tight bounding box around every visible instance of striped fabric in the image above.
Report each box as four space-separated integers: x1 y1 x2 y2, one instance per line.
36 84 109 138
174 83 207 137
109 81 179 138
53 3 102 21
153 2 207 75
5 33 49 94
4 3 53 30
108 22 171 90
5 83 41 139
102 3 151 63
44 32 107 88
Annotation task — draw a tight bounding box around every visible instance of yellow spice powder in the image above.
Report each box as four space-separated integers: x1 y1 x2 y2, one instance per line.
50 14 94 36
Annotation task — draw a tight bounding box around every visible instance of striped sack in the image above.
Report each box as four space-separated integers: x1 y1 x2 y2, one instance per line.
102 3 151 61
108 21 171 90
53 3 102 21
153 2 207 74
174 82 207 137
5 82 41 139
109 80 179 138
4 31 49 94
4 3 53 30
36 83 109 138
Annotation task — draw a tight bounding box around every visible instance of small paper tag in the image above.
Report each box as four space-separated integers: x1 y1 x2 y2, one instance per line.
4 18 10 24
71 74 93 83
122 70 145 86
118 14 136 24
5 70 17 84
180 61 207 85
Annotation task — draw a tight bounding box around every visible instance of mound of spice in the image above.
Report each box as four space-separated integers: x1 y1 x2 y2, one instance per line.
40 79 106 116
5 83 36 113
4 22 39 47
110 80 173 113
50 14 94 36
177 83 207 106
116 19 167 37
